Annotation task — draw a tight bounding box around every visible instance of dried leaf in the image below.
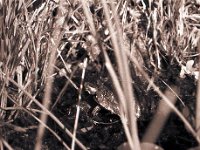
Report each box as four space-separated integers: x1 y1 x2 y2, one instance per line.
186 60 194 73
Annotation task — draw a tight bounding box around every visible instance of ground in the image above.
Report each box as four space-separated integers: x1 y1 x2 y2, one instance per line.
1 0 200 150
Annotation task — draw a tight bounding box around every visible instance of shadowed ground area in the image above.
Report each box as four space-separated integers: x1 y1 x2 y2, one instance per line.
0 0 200 150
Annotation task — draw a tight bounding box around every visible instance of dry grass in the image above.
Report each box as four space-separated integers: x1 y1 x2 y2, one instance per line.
1 0 200 149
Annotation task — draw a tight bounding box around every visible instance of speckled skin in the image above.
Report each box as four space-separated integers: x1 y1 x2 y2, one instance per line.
84 82 120 116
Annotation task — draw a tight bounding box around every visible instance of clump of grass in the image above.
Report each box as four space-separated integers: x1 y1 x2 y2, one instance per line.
0 0 86 149
1 0 200 149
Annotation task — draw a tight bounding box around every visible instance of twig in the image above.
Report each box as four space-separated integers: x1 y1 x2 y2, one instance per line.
71 58 88 150
34 2 64 149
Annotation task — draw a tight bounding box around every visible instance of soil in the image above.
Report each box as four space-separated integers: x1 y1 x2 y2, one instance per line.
1 60 199 150
1 1 200 150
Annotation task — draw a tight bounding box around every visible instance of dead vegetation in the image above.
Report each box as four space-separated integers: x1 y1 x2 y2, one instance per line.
1 0 200 149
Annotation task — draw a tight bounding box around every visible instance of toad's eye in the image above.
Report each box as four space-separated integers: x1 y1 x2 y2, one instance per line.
84 83 97 95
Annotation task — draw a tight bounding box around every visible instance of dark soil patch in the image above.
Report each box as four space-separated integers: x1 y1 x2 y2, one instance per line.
1 62 199 150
